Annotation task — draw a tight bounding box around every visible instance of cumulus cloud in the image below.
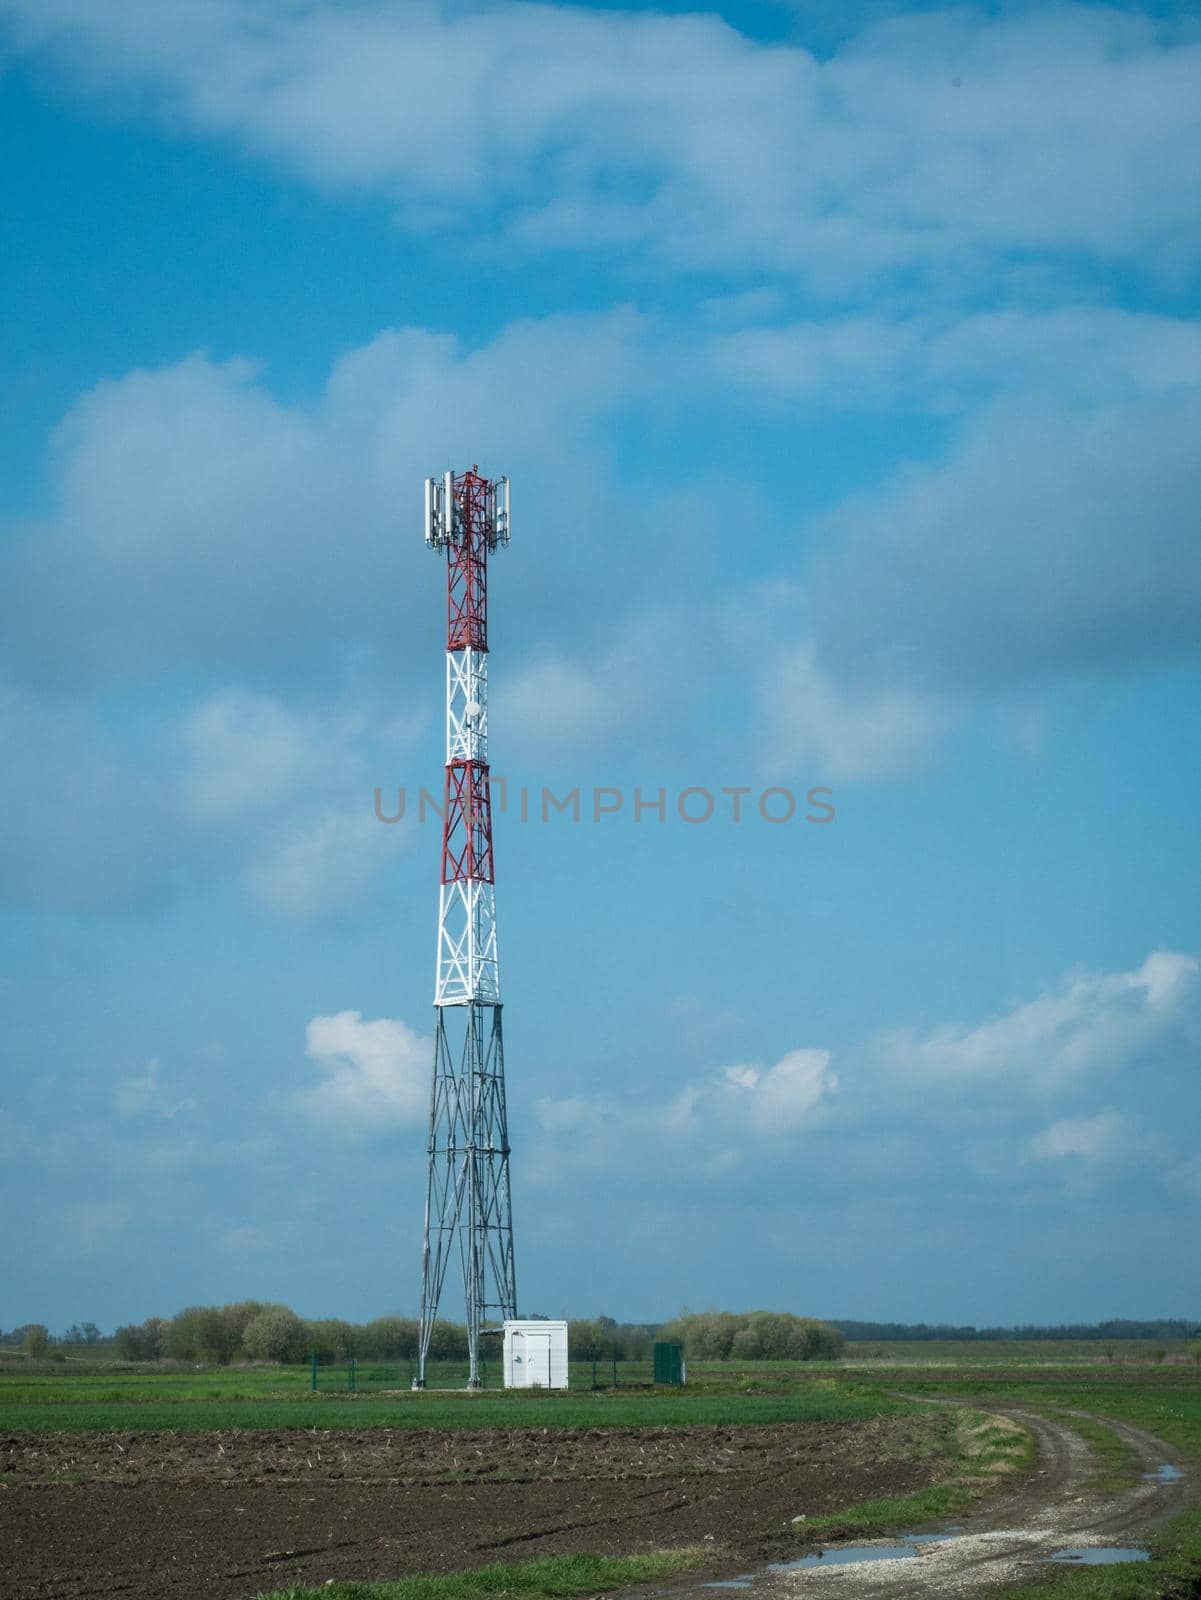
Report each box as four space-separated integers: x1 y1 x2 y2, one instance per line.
534 1046 837 1169
0 671 412 916
499 610 693 753
3 2 1199 286
1028 1109 1127 1162
528 950 1194 1202
247 805 404 919
180 691 335 819
181 686 414 920
0 315 642 695
881 950 1198 1088
751 383 1201 779
719 1049 839 1133
714 308 1201 410
298 1011 429 1130
764 641 948 781
5 301 1200 798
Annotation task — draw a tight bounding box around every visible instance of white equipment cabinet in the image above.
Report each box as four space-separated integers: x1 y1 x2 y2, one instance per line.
502 1319 568 1389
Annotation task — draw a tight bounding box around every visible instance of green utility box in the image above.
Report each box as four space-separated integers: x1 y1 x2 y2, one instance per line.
653 1341 685 1385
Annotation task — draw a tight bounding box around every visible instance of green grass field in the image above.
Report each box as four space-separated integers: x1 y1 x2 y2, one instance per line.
1 1343 1195 1434
0 1381 905 1433
844 1339 1196 1366
0 1352 924 1431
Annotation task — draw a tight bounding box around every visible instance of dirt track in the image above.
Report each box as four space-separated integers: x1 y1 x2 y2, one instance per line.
654 1404 1191 1599
0 1416 944 1600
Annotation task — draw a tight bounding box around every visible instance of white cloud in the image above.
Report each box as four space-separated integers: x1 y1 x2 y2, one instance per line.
722 1049 839 1133
766 641 948 781
1028 1109 1127 1162
0 314 643 695
0 669 413 917
115 1058 196 1120
298 1010 428 1130
499 610 691 753
714 308 1201 409
181 685 415 920
502 661 617 750
535 1045 837 1167
180 691 335 819
5 300 1200 805
793 390 1201 761
882 950 1198 1087
3 3 1199 285
247 804 404 919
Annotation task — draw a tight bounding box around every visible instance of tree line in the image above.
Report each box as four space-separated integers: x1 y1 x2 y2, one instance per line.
10 1311 1192 1365
1 1322 103 1354
832 1319 1201 1341
4 1306 842 1365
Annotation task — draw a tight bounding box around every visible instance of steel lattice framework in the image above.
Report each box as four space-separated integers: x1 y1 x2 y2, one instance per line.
415 466 515 1389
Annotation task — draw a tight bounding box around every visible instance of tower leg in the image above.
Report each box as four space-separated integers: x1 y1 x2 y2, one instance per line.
417 1002 516 1388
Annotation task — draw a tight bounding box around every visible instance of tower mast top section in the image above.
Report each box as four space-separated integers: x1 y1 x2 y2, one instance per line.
424 466 511 654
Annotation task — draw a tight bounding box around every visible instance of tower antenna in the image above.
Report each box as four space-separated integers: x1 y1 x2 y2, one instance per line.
415 467 515 1389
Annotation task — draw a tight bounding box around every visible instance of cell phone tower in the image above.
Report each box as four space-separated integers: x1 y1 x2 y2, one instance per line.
415 465 516 1389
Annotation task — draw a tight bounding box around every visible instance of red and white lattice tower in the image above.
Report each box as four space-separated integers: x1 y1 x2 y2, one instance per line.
415 465 516 1389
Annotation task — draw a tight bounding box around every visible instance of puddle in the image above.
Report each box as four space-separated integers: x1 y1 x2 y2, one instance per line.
770 1534 949 1571
1048 1547 1150 1566
774 1546 921 1570
702 1534 951 1586
705 1529 1154 1586
1144 1463 1184 1482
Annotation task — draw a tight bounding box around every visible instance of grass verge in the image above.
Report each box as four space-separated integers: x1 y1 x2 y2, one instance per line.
794 1409 1035 1540
253 1548 712 1600
1044 1411 1144 1496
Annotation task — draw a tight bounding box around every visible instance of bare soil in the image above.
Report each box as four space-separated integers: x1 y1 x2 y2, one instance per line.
0 1417 945 1600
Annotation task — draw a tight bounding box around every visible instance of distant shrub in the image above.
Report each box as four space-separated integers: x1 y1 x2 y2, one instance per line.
306 1318 358 1362
427 1320 468 1360
359 1316 421 1360
23 1325 49 1358
661 1310 845 1362
242 1306 307 1364
168 1303 266 1365
115 1317 170 1362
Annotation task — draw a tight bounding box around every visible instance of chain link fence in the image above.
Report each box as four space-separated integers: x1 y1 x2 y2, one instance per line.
309 1353 660 1391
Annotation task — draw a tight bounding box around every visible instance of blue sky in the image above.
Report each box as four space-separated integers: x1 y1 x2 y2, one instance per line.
1 0 1200 1334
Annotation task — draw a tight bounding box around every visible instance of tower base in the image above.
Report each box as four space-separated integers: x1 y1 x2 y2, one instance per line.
416 1000 517 1388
